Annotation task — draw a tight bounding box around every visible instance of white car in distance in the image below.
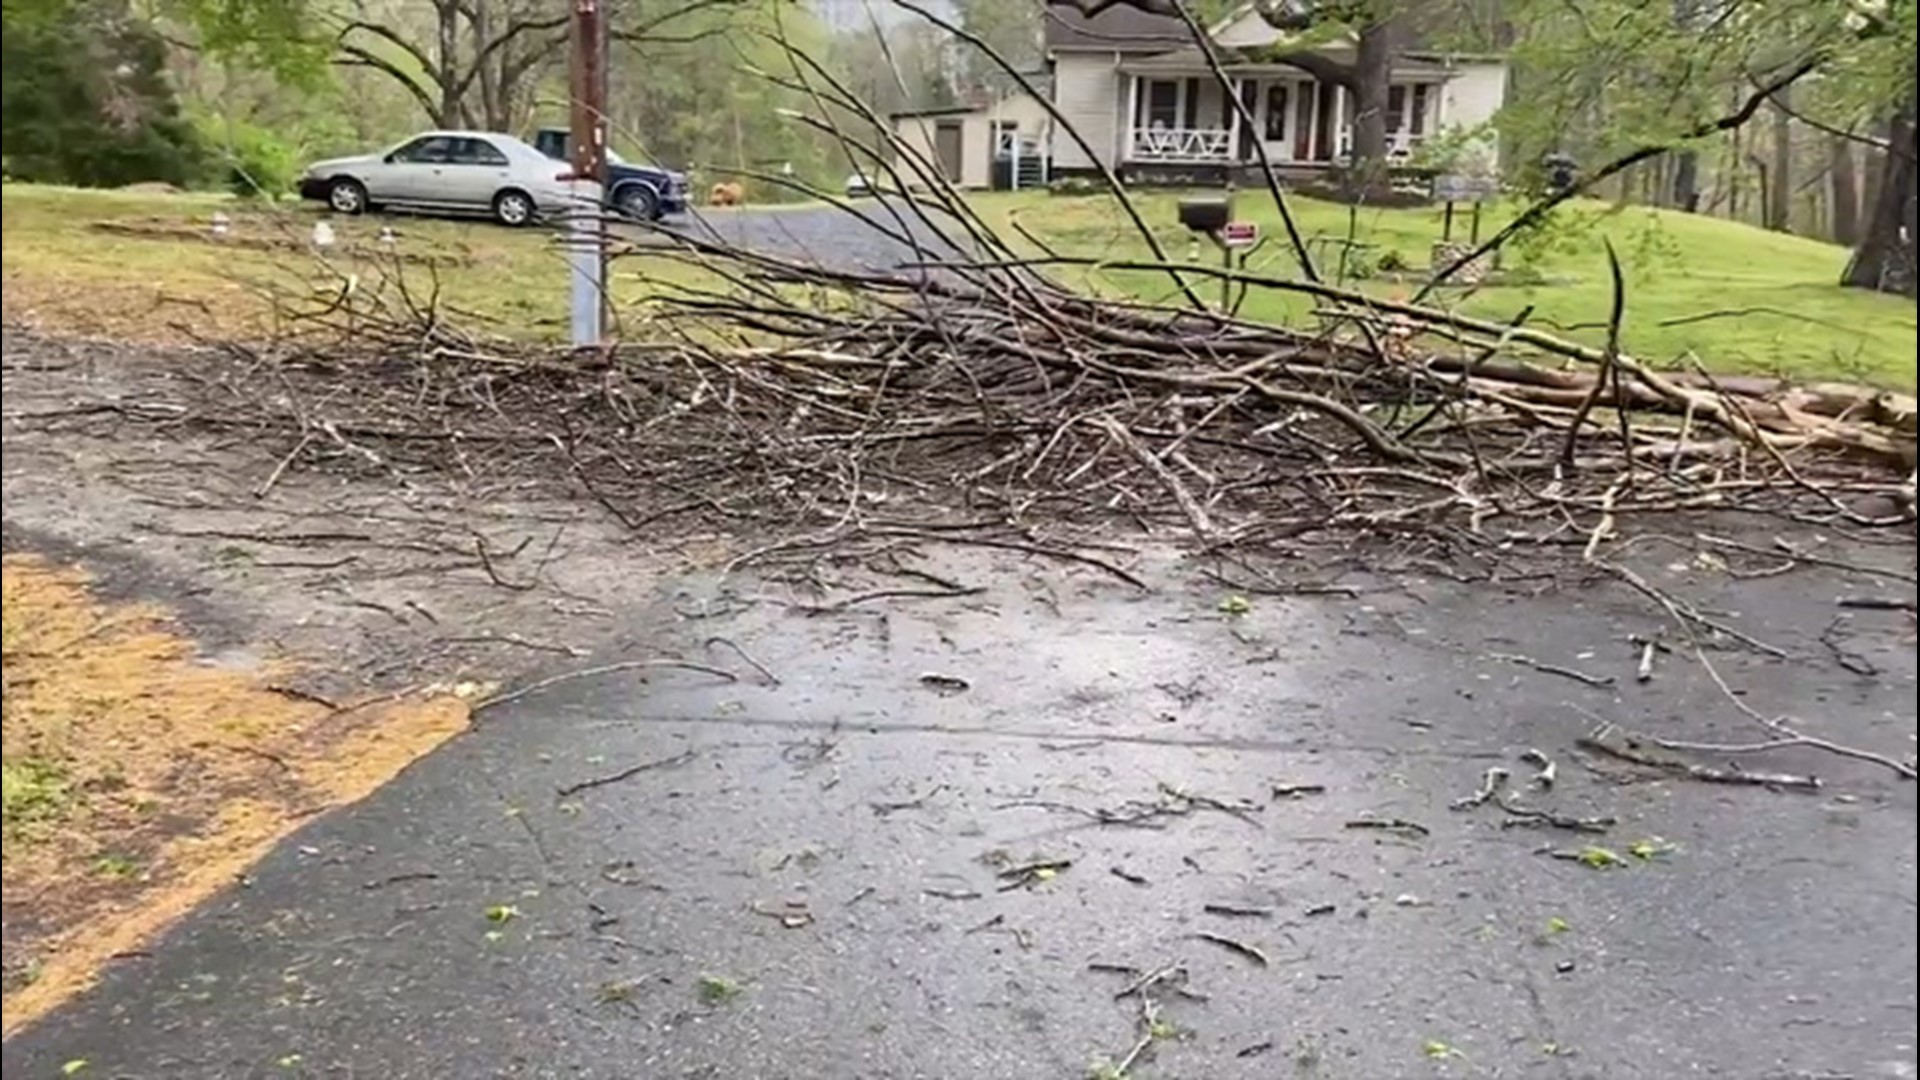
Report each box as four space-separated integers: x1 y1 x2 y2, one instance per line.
299 131 579 227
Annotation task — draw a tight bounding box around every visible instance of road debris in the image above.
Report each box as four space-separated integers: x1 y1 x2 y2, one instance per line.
1202 902 1274 919
997 857 1071 891
1109 866 1150 886
555 748 696 798
1194 930 1270 967
1491 651 1615 688
869 783 948 817
1578 724 1822 790
1344 816 1431 838
1453 759 1614 832
918 672 970 692
1521 748 1558 789
750 899 814 929
1630 632 1669 681
1270 781 1327 798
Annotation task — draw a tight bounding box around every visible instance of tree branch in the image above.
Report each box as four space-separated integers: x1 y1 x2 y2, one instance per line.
334 46 440 122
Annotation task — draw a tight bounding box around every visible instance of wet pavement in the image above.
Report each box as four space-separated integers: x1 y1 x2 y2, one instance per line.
662 198 968 273
3 543 1916 1079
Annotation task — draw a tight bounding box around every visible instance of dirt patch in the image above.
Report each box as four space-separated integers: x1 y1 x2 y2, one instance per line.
0 270 271 344
0 556 473 1035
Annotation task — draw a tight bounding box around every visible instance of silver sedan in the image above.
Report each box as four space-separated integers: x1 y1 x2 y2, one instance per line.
298 131 579 227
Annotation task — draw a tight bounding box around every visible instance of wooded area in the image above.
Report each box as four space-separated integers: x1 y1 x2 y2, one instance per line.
0 0 1914 295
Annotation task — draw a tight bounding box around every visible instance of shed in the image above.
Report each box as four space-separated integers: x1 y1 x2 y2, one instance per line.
890 91 1053 190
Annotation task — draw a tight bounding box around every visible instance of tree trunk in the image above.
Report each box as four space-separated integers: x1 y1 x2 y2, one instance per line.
1667 0 1702 211
1344 17 1396 199
1842 84 1917 296
1671 151 1701 211
1829 135 1861 246
1766 87 1793 232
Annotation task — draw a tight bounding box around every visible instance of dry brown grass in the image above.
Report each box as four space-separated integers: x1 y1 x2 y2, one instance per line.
0 556 475 1034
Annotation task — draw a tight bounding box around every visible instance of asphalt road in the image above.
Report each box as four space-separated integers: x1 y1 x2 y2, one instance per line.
4 539 1915 1080
659 199 971 275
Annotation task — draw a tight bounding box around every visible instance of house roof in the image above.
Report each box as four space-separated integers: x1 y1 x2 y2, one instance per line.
1044 1 1479 59
1042 2 1193 52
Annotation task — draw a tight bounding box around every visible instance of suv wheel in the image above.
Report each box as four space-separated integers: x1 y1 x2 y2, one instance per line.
616 184 660 222
492 188 536 227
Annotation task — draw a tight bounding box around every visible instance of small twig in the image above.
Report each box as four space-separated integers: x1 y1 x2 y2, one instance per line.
1451 767 1511 810
1837 595 1917 612
1193 931 1270 967
1203 902 1273 918
254 433 312 498
1270 781 1327 798
1590 558 1790 658
1490 652 1616 688
1344 817 1430 838
1520 748 1558 790
477 658 740 712
555 748 696 798
1577 728 1822 790
870 783 948 817
473 535 536 591
704 635 780 685
792 584 987 614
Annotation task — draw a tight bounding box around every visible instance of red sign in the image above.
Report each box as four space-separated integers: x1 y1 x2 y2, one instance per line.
1221 221 1259 248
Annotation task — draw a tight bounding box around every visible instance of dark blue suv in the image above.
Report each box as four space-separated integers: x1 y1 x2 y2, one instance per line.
531 128 689 221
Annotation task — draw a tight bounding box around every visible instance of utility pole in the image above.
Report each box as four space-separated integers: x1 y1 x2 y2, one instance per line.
567 0 608 346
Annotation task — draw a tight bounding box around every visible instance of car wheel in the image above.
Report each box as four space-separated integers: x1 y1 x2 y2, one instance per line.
492 188 536 227
327 178 368 215
615 183 660 222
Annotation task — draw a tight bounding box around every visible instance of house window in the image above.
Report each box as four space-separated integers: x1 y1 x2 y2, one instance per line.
1410 84 1431 135
1143 79 1181 130
1264 84 1288 142
1386 85 1407 135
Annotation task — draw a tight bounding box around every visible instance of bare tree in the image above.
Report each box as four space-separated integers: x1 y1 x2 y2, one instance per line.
334 0 742 132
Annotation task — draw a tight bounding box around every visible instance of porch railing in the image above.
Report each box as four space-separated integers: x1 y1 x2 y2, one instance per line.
1334 130 1427 161
1128 126 1233 163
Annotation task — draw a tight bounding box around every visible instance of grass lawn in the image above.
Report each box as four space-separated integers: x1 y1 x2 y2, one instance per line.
0 184 707 344
3 182 1912 389
979 189 1917 390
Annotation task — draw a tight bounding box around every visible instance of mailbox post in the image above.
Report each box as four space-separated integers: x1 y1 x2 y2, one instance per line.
1177 196 1259 312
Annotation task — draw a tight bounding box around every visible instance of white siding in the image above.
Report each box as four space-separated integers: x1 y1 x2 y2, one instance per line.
1440 61 1506 131
1438 60 1506 169
1051 52 1120 170
891 117 941 184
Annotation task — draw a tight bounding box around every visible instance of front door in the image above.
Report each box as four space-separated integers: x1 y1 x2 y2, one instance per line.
1265 83 1291 161
934 121 964 183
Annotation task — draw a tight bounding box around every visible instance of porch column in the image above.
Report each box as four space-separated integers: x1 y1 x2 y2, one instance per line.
1228 77 1244 162
1333 84 1347 158
1122 72 1140 164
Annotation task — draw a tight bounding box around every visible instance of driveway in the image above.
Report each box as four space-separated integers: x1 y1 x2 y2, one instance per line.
3 541 1914 1079
657 198 970 275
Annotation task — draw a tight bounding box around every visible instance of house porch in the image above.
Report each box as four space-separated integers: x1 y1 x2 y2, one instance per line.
1118 65 1447 168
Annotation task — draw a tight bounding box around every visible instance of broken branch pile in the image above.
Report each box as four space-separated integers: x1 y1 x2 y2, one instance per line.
25 213 1915 564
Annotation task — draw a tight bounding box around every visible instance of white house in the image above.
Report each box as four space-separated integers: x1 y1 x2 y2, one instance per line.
1042 1 1508 180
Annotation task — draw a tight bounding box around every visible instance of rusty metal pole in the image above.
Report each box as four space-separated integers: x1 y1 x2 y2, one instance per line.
567 0 608 345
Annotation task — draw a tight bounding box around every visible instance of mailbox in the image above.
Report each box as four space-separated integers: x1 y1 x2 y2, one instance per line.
1178 199 1230 234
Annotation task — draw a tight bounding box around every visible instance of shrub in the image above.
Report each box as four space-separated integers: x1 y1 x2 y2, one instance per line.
200 119 300 199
